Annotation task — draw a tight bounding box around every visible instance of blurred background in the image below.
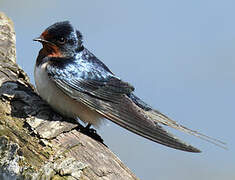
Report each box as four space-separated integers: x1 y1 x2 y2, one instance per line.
1 0 235 179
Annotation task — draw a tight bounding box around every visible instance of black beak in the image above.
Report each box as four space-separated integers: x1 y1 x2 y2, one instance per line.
33 37 51 44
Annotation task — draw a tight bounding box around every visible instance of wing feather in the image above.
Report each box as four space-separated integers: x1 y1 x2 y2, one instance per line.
46 56 226 152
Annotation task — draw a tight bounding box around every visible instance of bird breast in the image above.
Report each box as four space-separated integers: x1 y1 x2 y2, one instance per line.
34 62 103 127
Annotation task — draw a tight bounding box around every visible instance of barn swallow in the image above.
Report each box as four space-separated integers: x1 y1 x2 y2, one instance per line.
34 21 226 152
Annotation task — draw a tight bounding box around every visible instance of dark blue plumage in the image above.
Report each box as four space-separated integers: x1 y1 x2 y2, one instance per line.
47 49 114 82
47 47 134 100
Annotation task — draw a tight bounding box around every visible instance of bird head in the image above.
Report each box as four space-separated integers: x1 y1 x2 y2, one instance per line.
34 21 83 57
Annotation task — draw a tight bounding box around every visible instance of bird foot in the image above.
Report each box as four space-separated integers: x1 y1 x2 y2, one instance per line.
79 124 107 147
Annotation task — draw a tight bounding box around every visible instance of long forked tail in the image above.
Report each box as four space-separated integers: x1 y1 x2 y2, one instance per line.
128 93 227 151
80 90 226 152
147 109 227 149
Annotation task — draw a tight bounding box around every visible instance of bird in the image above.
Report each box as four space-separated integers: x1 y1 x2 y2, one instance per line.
34 21 225 153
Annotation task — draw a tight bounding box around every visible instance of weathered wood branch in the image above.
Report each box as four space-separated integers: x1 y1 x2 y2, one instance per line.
0 12 138 180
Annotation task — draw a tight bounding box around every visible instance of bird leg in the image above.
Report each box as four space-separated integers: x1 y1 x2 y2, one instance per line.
79 123 106 146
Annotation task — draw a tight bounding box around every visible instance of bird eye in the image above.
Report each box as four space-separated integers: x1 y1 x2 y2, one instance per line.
57 37 66 44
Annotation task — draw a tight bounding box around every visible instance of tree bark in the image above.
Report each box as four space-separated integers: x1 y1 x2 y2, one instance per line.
0 12 138 180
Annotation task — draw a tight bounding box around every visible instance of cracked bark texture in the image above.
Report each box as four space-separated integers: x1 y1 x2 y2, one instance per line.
0 12 138 180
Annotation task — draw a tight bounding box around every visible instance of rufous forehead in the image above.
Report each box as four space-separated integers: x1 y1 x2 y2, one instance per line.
41 30 51 39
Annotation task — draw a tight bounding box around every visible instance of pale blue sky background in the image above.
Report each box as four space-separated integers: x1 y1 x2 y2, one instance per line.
1 0 235 179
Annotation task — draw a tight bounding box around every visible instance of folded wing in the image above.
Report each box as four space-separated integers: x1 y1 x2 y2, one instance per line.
46 56 226 152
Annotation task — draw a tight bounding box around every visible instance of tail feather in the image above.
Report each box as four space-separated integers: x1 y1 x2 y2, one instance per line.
148 109 227 149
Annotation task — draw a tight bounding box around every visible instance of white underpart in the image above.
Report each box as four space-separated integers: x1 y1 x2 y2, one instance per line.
34 62 103 127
